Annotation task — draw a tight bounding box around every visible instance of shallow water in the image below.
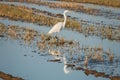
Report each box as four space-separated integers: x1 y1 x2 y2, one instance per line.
0 36 110 80
0 18 120 76
0 17 120 55
0 78 3 80
0 1 120 27
0 18 119 80
0 1 120 80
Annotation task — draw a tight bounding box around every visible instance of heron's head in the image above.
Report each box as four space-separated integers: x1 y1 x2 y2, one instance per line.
63 10 71 14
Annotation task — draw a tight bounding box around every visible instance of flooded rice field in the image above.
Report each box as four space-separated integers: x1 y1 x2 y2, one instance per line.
0 1 120 27
0 0 120 80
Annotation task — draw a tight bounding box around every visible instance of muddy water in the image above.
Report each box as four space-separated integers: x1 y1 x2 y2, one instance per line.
0 1 120 27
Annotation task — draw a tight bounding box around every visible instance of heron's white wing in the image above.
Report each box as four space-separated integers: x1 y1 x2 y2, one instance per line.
48 22 63 34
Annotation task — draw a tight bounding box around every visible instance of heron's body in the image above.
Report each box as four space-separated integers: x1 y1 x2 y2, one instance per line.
48 10 70 34
48 22 63 34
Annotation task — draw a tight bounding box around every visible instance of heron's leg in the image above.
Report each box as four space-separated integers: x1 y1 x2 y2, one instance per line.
55 33 59 45
54 33 58 39
54 33 58 38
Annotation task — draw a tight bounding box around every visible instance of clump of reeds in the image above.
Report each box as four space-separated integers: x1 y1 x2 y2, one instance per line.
39 33 76 47
36 1 97 14
81 25 120 41
60 0 120 7
1 23 119 77
21 27 38 44
0 23 78 51
0 23 6 36
7 26 18 39
6 0 120 8
0 4 120 41
36 41 46 50
0 4 81 31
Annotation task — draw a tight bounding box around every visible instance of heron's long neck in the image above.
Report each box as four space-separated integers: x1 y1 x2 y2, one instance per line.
63 13 67 28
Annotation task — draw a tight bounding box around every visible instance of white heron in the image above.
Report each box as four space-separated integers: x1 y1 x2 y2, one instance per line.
48 10 71 34
63 55 72 74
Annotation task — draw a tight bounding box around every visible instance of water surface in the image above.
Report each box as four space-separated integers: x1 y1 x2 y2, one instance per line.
0 17 120 55
0 1 120 80
0 1 120 27
0 36 110 80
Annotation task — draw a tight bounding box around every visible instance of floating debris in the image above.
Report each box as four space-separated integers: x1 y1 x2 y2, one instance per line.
47 59 61 62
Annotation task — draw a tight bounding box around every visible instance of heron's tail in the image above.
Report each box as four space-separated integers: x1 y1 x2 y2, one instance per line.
48 31 51 34
48 30 52 34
